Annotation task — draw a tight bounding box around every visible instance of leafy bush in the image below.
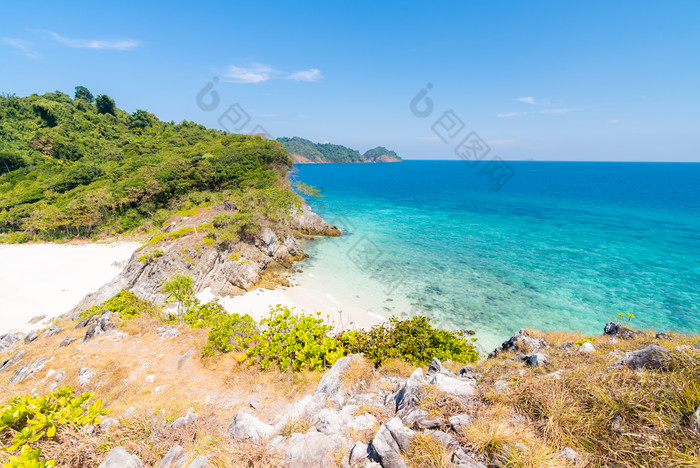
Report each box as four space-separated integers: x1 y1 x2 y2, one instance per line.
79 290 159 320
162 274 195 314
336 316 480 367
245 306 345 371
0 387 108 466
137 248 164 263
202 312 258 356
167 227 195 239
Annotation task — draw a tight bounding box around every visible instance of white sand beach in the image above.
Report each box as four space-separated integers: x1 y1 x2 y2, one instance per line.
0 242 140 334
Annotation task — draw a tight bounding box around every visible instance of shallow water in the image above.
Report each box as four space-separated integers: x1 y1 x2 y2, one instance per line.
295 161 700 350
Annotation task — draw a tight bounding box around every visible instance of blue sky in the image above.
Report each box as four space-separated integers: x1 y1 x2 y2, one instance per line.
1 1 699 161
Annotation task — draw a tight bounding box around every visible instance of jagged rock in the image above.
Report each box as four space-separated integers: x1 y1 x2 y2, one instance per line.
558 341 575 350
691 406 700 432
603 322 639 340
24 330 38 343
0 350 25 372
453 448 487 468
401 408 430 427
415 416 443 429
289 204 341 236
525 353 547 367
54 370 65 382
449 413 474 430
59 337 77 347
98 447 143 468
459 365 473 376
395 368 424 412
9 357 45 383
349 442 370 466
313 354 365 408
430 372 476 399
44 323 63 337
157 445 186 468
578 342 595 353
347 412 378 433
227 411 275 440
385 417 414 453
314 407 349 435
170 407 198 430
0 332 23 351
656 332 673 340
371 423 407 468
98 417 120 432
157 326 180 340
490 329 545 358
177 348 195 369
557 447 583 465
83 310 119 341
78 367 95 386
615 345 669 370
28 315 46 324
426 357 455 379
424 429 459 451
187 455 209 468
283 431 350 467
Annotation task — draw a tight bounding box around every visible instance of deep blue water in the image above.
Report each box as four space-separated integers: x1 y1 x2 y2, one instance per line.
295 161 700 347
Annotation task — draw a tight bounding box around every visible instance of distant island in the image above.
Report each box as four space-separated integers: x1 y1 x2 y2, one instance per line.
276 136 402 164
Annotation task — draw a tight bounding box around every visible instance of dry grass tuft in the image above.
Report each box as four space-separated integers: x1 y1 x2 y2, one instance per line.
406 432 454 468
378 358 418 378
417 385 471 420
342 356 376 392
277 416 315 437
221 438 284 468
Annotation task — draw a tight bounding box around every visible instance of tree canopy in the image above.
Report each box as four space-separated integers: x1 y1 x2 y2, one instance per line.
0 90 294 242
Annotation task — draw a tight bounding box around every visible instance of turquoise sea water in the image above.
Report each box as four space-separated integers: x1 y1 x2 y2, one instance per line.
295 161 700 350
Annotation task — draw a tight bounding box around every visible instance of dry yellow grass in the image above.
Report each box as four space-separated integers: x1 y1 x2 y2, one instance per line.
406 432 454 468
378 357 418 378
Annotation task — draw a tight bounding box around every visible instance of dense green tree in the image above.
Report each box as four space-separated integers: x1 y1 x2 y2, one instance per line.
94 94 116 115
128 109 153 130
74 86 94 102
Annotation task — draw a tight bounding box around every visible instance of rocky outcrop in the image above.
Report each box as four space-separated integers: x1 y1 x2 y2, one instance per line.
98 447 143 468
614 345 669 370
489 329 546 358
69 203 334 317
604 322 642 340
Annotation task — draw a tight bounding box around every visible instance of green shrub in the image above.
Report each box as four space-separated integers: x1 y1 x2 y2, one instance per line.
162 274 195 314
167 226 195 239
79 290 159 321
0 387 108 466
137 248 164 263
245 306 345 371
202 312 258 356
182 299 227 328
336 316 480 367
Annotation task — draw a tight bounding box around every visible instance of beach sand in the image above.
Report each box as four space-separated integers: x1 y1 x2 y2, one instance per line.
0 242 140 334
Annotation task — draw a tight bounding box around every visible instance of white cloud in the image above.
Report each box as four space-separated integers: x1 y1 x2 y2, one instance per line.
287 68 323 82
223 64 323 84
540 108 575 114
224 63 276 83
46 31 140 50
0 37 39 59
516 96 536 104
496 112 522 118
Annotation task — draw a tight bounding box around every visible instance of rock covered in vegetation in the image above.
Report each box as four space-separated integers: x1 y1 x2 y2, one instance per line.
289 203 341 236
604 322 641 340
489 329 546 358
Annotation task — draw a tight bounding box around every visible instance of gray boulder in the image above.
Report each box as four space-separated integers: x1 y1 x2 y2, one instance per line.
44 323 63 337
557 447 583 465
59 336 77 347
449 413 474 430
348 442 371 466
371 423 406 468
187 455 209 468
578 342 595 353
283 431 349 467
313 354 364 408
525 353 547 367
157 445 186 468
170 408 198 430
453 448 487 468
227 411 275 440
314 407 349 436
24 330 38 344
395 368 424 412
616 345 669 370
424 429 459 451
0 332 23 351
385 417 414 452
98 417 119 432
0 350 25 372
98 447 143 468
289 204 341 236
558 341 575 350
83 310 119 341
430 372 476 399
9 357 46 383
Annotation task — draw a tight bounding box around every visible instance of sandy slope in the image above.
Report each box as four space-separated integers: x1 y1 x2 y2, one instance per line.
0 243 140 333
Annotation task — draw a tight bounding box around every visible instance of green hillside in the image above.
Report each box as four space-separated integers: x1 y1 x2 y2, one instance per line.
277 136 401 163
0 88 296 243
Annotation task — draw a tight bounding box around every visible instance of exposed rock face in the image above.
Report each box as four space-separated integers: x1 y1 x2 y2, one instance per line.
227 411 276 440
98 447 143 468
0 332 23 351
490 329 546 358
615 345 669 370
282 431 350 467
289 204 341 236
69 203 333 317
9 357 46 384
78 310 119 341
578 342 595 353
0 350 25 372
170 408 198 430
157 445 186 468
